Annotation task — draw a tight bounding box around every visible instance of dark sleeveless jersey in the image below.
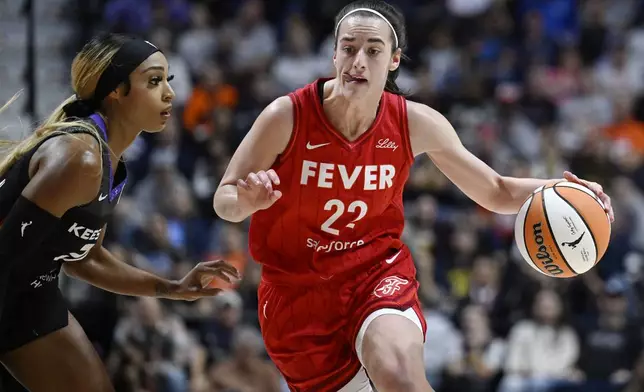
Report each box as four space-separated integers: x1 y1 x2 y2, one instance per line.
0 113 127 293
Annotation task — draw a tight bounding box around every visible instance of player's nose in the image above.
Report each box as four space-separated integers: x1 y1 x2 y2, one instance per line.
352 49 367 70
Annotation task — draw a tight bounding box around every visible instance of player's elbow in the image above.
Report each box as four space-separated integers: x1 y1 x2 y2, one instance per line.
61 260 85 279
213 185 246 223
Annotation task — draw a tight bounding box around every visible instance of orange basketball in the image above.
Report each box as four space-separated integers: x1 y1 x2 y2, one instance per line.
514 181 611 278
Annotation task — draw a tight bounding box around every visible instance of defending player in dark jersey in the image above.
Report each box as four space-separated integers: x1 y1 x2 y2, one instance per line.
0 33 239 392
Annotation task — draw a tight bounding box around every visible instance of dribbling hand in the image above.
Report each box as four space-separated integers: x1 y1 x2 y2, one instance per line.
563 171 614 222
167 260 241 301
237 169 282 213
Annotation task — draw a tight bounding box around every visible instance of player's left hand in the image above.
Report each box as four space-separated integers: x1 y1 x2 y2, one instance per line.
563 171 614 222
168 260 241 301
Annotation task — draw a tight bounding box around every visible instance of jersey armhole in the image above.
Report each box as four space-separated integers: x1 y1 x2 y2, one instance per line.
274 93 300 164
398 96 415 164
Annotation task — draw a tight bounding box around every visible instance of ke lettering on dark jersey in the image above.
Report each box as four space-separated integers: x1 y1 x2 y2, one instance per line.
248 79 414 282
0 114 127 292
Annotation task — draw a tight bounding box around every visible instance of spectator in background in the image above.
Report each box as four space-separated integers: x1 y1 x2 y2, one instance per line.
109 298 197 392
134 152 192 217
206 224 250 291
517 0 578 43
422 300 462 389
420 27 461 93
220 0 277 75
271 15 326 94
132 213 184 276
557 70 614 153
103 0 191 35
103 0 154 34
443 304 506 392
177 3 219 75
578 0 609 66
572 276 643 391
604 94 644 155
195 290 244 362
183 63 239 144
500 289 579 392
594 40 644 102
520 11 557 67
209 326 282 392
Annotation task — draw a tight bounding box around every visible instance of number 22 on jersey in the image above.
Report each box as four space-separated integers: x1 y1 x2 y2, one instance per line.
321 199 368 235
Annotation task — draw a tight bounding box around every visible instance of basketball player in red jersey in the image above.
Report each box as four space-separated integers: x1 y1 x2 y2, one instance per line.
214 1 614 391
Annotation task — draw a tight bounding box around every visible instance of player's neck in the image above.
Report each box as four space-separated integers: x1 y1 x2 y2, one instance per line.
99 112 140 171
324 81 380 140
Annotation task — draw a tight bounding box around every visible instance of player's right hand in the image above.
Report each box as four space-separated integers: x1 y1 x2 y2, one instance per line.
236 169 282 212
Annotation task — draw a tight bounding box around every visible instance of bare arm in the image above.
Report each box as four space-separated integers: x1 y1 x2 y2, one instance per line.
408 101 561 214
30 135 177 297
214 96 293 222
63 226 240 300
62 227 178 297
25 133 103 215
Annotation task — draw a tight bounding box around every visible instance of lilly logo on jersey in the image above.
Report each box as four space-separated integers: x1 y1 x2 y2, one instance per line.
376 138 398 151
307 237 365 253
300 160 396 190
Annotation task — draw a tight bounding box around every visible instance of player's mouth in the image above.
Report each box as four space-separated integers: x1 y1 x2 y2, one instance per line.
343 73 368 84
160 105 173 119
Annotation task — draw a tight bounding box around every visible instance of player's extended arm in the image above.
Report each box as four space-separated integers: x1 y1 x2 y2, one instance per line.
63 228 240 300
214 96 293 222
408 101 565 215
62 227 177 297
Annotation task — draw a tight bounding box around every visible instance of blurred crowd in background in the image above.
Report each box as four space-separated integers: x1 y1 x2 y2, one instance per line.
3 0 644 391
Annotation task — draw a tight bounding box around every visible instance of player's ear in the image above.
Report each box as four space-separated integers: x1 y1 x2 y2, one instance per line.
389 48 401 72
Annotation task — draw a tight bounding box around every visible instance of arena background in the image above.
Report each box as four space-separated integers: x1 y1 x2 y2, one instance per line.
2 0 644 391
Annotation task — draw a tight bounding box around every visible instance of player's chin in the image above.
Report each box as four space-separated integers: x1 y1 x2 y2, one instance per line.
143 121 168 133
144 115 172 133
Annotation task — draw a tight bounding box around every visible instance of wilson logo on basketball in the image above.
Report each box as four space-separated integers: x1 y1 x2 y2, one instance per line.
373 276 409 298
532 222 564 276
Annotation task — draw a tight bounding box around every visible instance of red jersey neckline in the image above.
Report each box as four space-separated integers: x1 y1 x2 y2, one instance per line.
312 78 387 150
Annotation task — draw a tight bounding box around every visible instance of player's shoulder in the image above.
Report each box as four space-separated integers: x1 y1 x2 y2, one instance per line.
263 95 294 122
405 100 449 128
405 100 457 155
30 126 103 192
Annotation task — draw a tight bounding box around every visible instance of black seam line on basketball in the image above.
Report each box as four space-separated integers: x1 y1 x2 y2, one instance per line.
541 188 578 275
553 186 599 263
523 194 544 273
561 182 604 207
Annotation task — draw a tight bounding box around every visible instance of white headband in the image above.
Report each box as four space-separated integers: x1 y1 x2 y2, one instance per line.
334 8 399 49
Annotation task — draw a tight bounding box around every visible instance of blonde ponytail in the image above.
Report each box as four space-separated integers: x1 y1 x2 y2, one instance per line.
0 95 102 177
0 33 129 177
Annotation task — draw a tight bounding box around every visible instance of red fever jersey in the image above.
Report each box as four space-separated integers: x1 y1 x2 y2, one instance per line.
249 79 414 283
